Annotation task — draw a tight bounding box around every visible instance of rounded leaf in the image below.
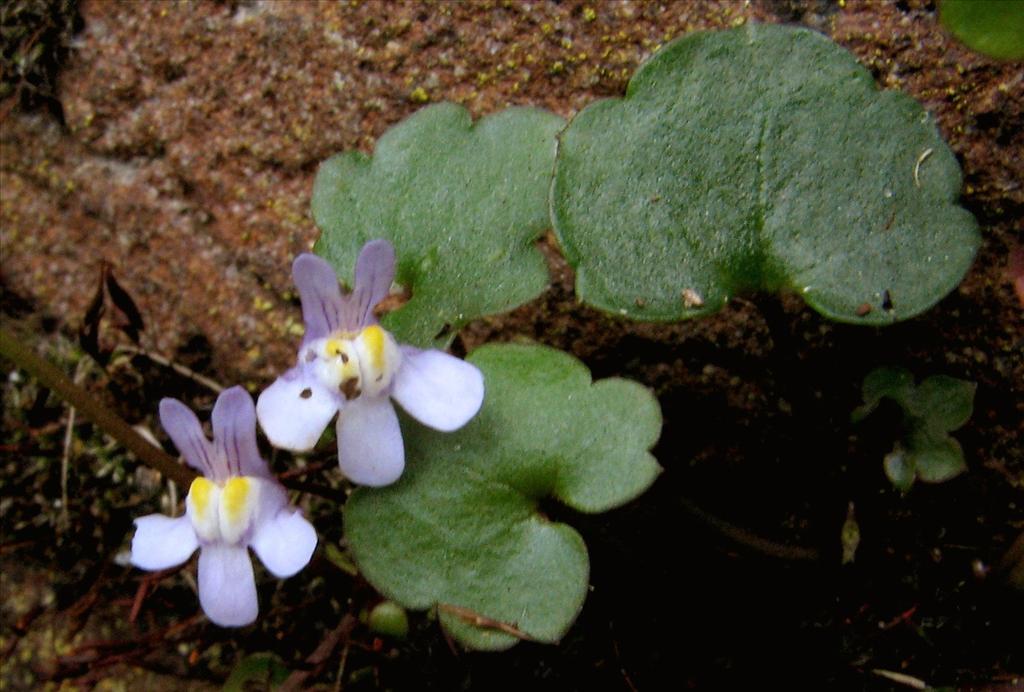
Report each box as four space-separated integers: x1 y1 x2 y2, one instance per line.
552 24 979 325
883 447 916 493
909 432 968 484
909 375 976 432
344 343 662 650
312 103 564 347
941 0 1024 60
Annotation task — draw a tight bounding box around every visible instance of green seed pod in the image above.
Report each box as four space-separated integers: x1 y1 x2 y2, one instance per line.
367 600 409 640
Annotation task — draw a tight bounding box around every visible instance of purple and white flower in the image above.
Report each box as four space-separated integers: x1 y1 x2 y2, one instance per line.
256 240 484 487
130 387 317 627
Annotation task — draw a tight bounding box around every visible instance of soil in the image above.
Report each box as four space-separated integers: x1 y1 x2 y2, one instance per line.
1 0 1021 689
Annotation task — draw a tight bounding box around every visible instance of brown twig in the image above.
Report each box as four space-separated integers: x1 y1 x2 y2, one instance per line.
279 614 358 692
332 642 351 692
0 91 20 122
0 603 43 660
278 460 334 479
67 613 202 659
609 622 639 692
128 564 188 624
0 23 45 123
47 614 204 682
437 603 538 642
129 578 151 624
280 477 346 500
0 540 35 555
64 561 111 623
114 343 225 393
877 605 919 631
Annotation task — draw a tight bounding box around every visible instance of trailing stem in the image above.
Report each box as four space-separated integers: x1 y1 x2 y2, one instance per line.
0 326 194 486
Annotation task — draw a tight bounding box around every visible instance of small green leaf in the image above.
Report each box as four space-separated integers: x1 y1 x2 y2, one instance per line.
883 446 916 492
910 375 976 432
856 367 974 490
552 24 979 325
223 653 290 692
344 343 662 650
852 366 914 422
941 0 1024 60
909 430 968 483
312 103 564 347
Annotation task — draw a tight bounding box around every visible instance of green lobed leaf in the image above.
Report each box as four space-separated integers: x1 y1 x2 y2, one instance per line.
909 375 976 432
312 103 564 348
344 343 662 650
551 24 979 325
851 366 915 422
855 367 975 490
940 0 1024 61
908 431 968 484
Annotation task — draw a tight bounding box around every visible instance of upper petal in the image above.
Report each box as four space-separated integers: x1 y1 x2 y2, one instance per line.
293 253 345 342
159 398 222 478
350 239 396 328
256 366 341 452
197 544 258 627
391 348 485 432
250 509 318 578
336 395 404 486
130 514 199 571
212 386 268 479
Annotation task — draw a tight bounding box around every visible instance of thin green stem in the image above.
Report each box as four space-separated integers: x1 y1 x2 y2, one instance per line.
678 495 819 562
0 326 195 487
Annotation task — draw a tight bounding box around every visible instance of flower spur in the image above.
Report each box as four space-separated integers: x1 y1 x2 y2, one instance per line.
256 240 485 487
130 386 317 627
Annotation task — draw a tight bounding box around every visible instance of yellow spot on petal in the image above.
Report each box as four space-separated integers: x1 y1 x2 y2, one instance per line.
221 477 252 525
360 325 386 370
187 477 221 542
218 476 260 544
325 337 344 357
189 477 215 517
